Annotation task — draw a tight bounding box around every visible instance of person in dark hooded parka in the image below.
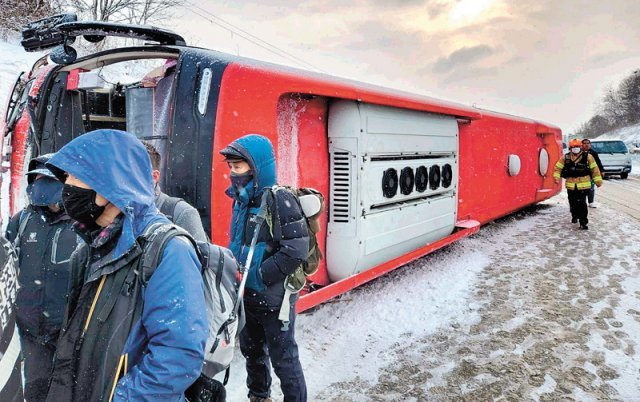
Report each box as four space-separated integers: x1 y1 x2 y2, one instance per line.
221 134 308 402
4 153 80 402
43 129 208 402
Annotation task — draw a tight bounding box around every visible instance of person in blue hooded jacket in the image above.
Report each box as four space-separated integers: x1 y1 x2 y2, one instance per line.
43 129 208 402
221 134 308 402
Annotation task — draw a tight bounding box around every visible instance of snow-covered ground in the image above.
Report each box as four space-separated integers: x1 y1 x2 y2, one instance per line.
226 193 640 400
0 40 42 117
0 39 44 227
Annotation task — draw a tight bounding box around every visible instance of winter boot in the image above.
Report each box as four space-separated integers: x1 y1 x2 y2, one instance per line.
571 218 578 223
249 396 273 402
580 224 588 230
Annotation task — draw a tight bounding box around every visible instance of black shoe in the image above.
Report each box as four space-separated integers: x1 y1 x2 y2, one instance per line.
571 218 578 223
580 224 588 230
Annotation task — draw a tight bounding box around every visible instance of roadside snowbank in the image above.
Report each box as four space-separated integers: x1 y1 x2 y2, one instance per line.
632 155 640 176
596 123 640 146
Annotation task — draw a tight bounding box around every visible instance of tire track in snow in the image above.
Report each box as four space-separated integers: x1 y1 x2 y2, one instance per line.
322 199 640 401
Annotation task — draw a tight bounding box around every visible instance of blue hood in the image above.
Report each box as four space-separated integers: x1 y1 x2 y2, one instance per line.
47 129 164 258
224 134 276 198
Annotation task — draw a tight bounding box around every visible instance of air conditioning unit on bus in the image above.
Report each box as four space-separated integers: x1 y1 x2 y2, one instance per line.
326 100 459 281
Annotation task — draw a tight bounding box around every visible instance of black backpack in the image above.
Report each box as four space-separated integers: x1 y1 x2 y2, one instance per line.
263 186 324 330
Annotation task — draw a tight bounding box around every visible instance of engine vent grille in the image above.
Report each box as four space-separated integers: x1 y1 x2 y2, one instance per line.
331 150 351 223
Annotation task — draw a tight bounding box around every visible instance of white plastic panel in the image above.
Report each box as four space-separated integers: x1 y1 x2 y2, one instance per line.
361 103 458 156
508 154 521 176
326 100 459 282
539 148 549 176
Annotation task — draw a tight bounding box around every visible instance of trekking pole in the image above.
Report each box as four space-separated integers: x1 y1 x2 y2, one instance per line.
228 191 270 321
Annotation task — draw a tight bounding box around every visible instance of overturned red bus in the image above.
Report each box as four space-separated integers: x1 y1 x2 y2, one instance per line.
1 15 562 311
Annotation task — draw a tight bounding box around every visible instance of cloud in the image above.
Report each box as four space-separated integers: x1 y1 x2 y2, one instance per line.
432 45 495 74
589 50 631 66
341 21 427 52
230 0 430 13
426 1 452 18
180 0 640 133
440 66 499 85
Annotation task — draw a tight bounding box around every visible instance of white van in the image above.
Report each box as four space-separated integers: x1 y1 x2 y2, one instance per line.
590 139 632 179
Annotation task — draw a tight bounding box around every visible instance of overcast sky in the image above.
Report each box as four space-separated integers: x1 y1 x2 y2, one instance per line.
172 0 640 134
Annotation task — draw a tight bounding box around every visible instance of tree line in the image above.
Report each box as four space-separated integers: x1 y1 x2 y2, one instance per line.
574 70 640 138
1 0 179 40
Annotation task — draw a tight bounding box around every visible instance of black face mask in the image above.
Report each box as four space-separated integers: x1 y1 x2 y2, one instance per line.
230 171 253 191
62 184 107 230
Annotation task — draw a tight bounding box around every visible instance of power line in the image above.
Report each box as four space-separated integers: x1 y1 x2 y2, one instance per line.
190 3 325 73
187 3 326 74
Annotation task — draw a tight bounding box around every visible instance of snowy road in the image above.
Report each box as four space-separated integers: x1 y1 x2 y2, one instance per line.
598 176 640 221
227 192 640 401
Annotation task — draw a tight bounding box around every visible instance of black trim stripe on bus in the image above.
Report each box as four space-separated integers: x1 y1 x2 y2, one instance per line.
165 50 229 237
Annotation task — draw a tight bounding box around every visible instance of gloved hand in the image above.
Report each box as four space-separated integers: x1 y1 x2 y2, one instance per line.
245 267 265 292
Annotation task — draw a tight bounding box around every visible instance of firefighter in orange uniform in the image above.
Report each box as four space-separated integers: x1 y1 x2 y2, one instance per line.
553 138 603 230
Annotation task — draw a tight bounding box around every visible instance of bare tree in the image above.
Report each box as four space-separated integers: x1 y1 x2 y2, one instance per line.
598 85 624 128
573 69 640 137
52 0 180 25
618 70 640 126
0 0 54 38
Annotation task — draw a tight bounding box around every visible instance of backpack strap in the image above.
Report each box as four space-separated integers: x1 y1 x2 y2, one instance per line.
265 186 283 241
158 195 185 222
13 210 32 249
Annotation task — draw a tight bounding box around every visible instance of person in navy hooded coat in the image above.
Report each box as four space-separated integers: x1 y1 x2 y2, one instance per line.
4 154 80 402
221 134 308 402
43 129 208 402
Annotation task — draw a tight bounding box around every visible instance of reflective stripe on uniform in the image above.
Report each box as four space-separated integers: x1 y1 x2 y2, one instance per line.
553 159 564 179
565 181 592 190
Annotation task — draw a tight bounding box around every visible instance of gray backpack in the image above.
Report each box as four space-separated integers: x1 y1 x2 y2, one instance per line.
139 223 244 383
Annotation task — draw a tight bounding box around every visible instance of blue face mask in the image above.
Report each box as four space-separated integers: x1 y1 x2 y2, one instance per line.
27 177 64 207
